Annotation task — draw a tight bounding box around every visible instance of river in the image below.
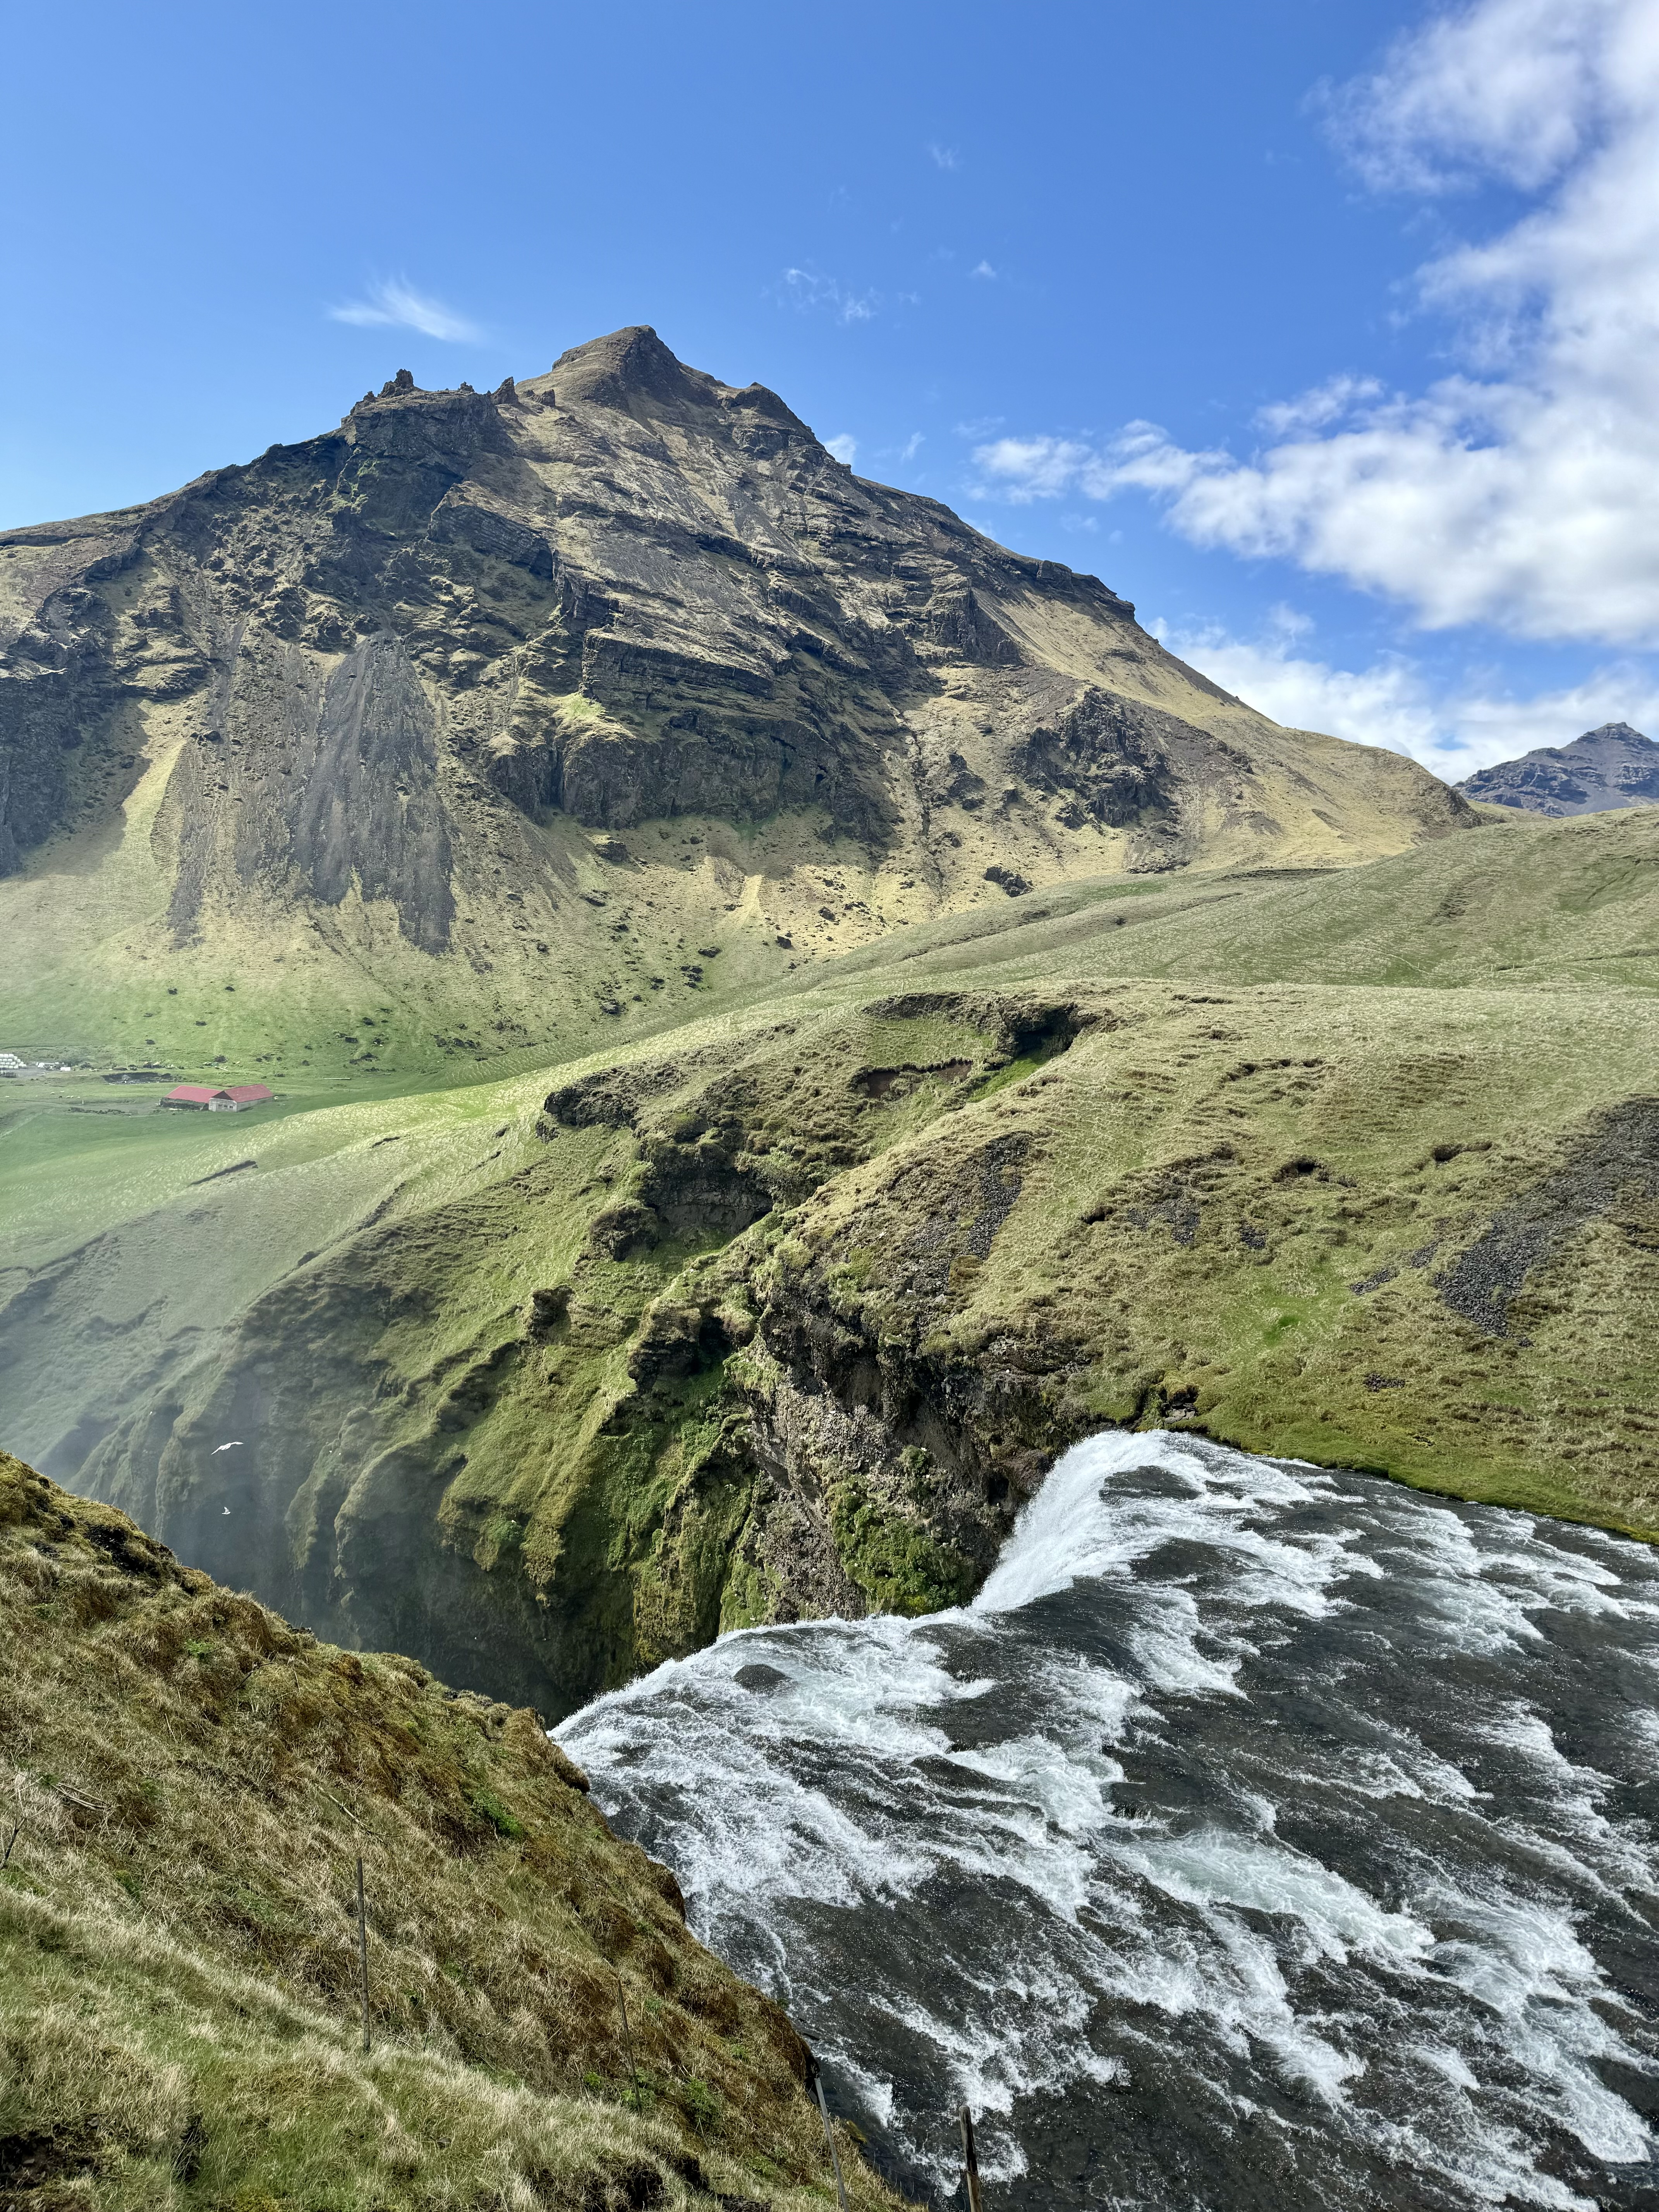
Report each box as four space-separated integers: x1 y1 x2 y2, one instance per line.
558 1432 1659 2210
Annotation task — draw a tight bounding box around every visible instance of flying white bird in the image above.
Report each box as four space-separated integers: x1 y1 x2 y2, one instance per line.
222 1506 231 1515
211 1441 244 1453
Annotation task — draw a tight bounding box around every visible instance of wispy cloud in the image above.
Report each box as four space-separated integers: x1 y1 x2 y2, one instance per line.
970 433 1119 502
970 259 997 280
926 142 960 170
778 267 878 324
899 432 924 462
1158 608 1659 781
330 278 481 342
824 433 859 465
1254 374 1383 436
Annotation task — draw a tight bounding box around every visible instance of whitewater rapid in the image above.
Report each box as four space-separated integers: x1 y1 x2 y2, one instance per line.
558 1433 1659 2210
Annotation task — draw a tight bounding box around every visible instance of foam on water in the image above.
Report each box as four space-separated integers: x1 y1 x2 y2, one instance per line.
560 1431 1659 2210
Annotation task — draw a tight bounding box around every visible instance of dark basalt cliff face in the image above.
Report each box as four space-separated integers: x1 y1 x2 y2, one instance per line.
1458 721 1659 817
0 326 1471 1078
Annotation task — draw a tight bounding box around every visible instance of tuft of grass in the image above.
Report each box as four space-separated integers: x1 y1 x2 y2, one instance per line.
0 1453 903 2212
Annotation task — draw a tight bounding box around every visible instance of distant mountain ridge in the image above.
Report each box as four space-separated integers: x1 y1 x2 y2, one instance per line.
0 325 1469 1079
1457 721 1659 816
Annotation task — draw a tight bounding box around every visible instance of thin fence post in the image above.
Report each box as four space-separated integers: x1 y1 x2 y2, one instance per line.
959 2104 984 2212
814 2069 849 2212
356 1856 370 2056
1 1822 18 1869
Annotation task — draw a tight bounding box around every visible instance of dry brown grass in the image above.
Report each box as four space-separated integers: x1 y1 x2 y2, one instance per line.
0 1452 902 2212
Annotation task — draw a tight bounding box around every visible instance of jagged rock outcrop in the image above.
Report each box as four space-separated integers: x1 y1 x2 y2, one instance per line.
0 325 1470 1075
1458 721 1659 816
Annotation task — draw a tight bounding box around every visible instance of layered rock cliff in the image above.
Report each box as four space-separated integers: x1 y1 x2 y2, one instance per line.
0 326 1469 1076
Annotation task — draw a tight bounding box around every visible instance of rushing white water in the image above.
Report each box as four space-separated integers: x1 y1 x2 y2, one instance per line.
559 1433 1659 2210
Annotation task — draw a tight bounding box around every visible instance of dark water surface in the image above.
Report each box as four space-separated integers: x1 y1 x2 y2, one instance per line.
558 1434 1659 2209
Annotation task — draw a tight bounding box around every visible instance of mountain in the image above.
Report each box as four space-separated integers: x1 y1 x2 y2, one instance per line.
0 326 1468 1080
8 806 1659 1723
1456 720 1659 815
0 1448 895 2212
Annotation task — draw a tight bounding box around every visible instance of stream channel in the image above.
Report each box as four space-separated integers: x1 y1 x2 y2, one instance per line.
558 1432 1659 2210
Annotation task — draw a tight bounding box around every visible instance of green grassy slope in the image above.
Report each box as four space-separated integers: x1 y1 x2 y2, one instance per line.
0 1452 896 2212
0 770 825 1087
0 1063 559 1479
6 807 1659 1721
786 804 1659 997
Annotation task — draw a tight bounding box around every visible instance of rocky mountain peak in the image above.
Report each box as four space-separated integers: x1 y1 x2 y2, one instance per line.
1457 721 1659 816
536 325 812 440
546 322 719 414
1585 720 1651 747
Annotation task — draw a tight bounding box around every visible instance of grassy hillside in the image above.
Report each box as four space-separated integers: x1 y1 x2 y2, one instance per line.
0 1451 896 2212
802 802 1659 996
8 809 1659 1724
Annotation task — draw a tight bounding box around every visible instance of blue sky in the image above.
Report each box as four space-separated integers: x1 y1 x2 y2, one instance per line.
6 0 1656 779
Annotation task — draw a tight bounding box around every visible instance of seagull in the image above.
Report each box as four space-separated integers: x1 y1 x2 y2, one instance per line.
211 1441 244 1453
222 1506 231 1515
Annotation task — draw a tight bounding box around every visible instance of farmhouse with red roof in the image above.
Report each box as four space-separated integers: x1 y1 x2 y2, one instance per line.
162 1083 272 1112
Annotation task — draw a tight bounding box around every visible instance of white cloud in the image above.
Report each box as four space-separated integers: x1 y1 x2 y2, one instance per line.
779 268 878 324
969 0 1659 648
971 434 1109 501
329 279 480 342
1323 0 1627 193
926 142 960 170
824 434 858 466
1254 375 1383 437
1161 611 1659 784
970 259 997 279
899 432 924 462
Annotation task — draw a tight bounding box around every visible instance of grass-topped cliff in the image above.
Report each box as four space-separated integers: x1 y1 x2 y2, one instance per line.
6 807 1659 1721
0 1450 897 2212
